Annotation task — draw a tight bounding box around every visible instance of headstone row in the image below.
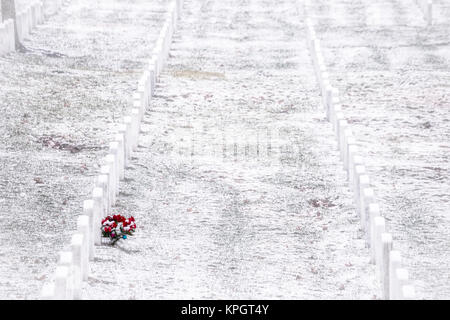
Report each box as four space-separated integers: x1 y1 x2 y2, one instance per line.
0 0 68 55
16 1 47 43
40 0 184 300
304 10 416 300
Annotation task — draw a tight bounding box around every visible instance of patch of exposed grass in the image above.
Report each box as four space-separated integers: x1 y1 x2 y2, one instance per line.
171 69 225 80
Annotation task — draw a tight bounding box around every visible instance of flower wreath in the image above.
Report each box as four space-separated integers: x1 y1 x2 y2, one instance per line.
101 215 136 245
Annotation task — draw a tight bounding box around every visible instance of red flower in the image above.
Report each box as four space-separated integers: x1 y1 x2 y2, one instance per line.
101 215 136 243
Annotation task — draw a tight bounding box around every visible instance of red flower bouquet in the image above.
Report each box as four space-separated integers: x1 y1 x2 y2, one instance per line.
101 214 136 245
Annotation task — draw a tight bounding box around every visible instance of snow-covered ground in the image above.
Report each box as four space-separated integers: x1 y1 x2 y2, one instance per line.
307 0 450 299
0 0 167 300
0 0 448 300
83 0 380 300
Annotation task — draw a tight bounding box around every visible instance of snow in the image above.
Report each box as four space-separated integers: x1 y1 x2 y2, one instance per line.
0 0 448 300
83 0 379 299
308 0 450 299
0 0 167 300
